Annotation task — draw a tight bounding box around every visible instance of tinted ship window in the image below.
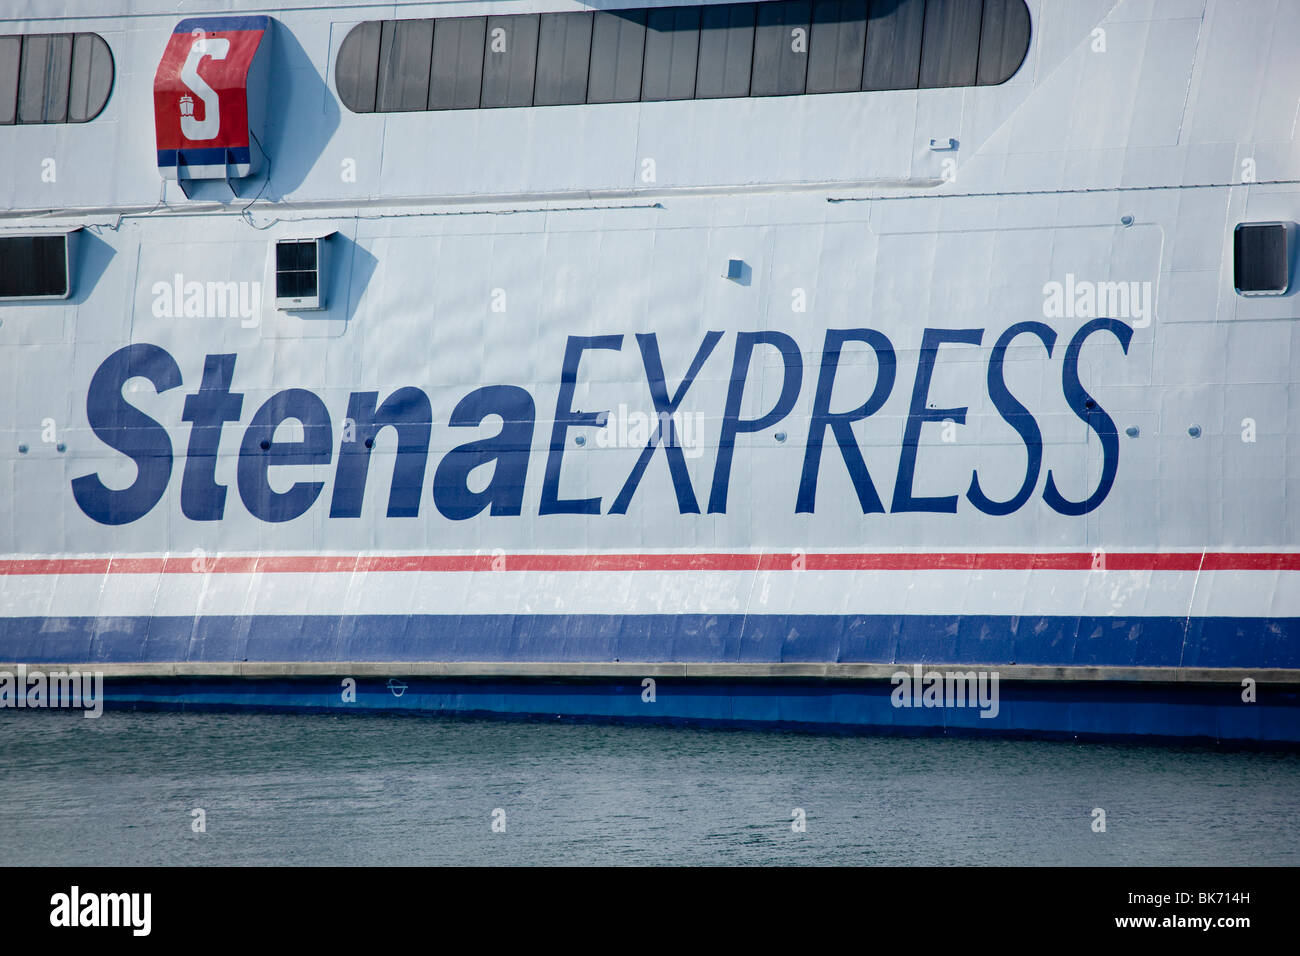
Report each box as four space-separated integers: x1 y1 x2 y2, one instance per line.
806 0 867 95
481 14 540 107
919 0 984 88
0 32 113 124
977 0 1032 86
641 7 701 101
377 19 435 112
1233 222 1291 296
861 0 925 91
751 0 812 97
335 0 1031 113
695 4 756 99
587 11 647 104
535 12 595 106
429 16 487 109
275 240 319 299
0 235 70 299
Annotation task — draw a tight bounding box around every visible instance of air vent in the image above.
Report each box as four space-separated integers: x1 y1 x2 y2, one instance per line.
274 236 330 311
1233 222 1292 296
0 230 79 300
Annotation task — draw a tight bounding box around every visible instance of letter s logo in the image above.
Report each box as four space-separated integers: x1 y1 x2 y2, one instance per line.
179 31 229 141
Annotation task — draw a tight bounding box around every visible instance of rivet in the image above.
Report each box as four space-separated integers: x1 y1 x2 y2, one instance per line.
1188 425 1202 438
774 431 787 443
1121 215 1134 227
260 439 271 450
1125 426 1139 438
575 434 586 446
57 442 66 452
18 443 28 454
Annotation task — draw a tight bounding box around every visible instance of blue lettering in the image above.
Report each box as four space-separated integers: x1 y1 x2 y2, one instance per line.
797 328 896 514
433 385 536 521
967 322 1056 516
610 331 722 515
891 328 984 514
237 389 333 522
72 344 182 526
540 335 623 515
1043 318 1133 516
180 354 243 521
329 388 432 518
708 332 803 514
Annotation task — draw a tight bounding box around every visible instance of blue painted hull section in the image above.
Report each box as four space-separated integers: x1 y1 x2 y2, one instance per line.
4 613 1299 669
97 677 1300 747
10 615 1298 743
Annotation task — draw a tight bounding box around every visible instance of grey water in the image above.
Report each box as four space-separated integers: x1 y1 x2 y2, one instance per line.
1 710 1297 866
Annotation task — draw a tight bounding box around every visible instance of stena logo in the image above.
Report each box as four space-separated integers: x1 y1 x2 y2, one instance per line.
153 16 269 179
178 29 228 141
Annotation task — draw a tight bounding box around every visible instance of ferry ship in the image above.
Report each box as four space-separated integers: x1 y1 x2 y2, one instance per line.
2 0 1298 744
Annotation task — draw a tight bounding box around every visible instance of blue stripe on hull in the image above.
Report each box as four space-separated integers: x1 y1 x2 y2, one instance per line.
156 146 252 167
98 677 1300 747
3 613 1299 669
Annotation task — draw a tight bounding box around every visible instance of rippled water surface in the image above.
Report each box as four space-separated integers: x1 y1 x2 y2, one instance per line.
2 710 1297 865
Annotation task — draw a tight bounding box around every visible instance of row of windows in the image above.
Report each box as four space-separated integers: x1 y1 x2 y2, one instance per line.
336 0 1030 114
0 33 113 125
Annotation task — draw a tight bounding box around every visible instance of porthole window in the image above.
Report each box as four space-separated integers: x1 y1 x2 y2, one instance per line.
0 32 114 125
335 0 1031 114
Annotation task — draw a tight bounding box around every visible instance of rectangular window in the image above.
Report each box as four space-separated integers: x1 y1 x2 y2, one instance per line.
0 235 70 299
752 0 812 96
696 4 756 99
806 0 867 94
862 0 925 91
428 17 486 110
481 14 540 108
919 0 985 89
0 35 20 124
276 239 317 272
641 7 701 101
1234 223 1291 295
275 270 319 299
275 241 320 301
377 19 434 112
19 34 73 123
534 12 594 107
587 11 646 104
